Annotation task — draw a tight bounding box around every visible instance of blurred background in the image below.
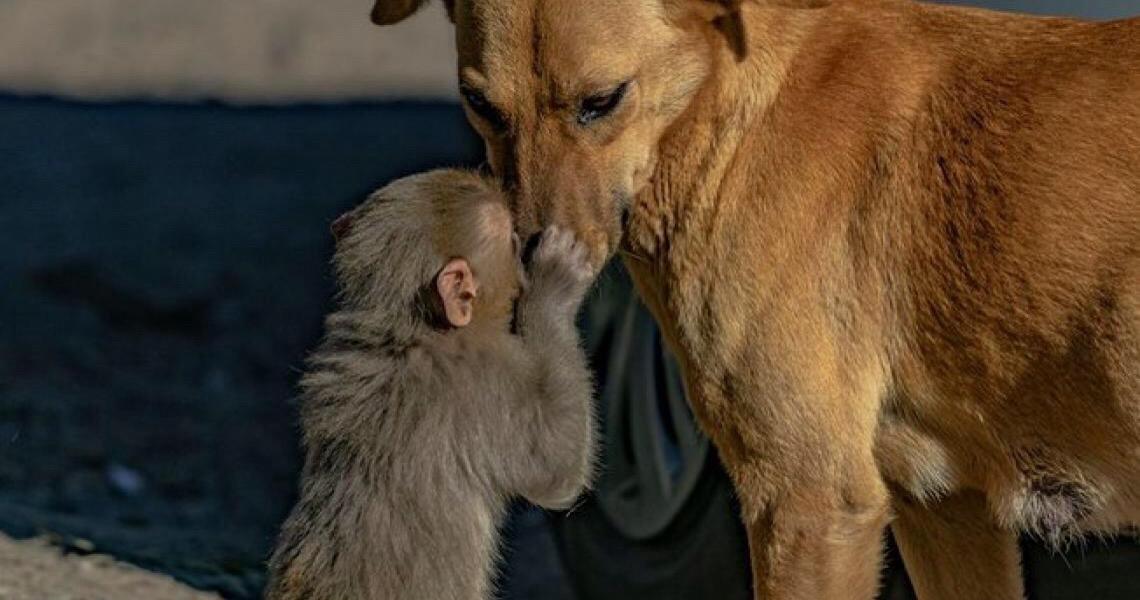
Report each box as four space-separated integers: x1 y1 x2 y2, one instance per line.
0 1 1138 599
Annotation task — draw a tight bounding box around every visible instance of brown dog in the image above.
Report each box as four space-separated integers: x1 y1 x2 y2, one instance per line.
371 0 1140 598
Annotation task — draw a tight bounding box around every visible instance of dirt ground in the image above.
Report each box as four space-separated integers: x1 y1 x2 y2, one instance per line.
0 533 218 600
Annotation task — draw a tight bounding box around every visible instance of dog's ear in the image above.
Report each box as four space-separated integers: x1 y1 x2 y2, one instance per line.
370 0 426 25
665 0 829 22
766 0 830 6
370 0 456 25
668 0 828 20
705 0 743 11
668 0 742 21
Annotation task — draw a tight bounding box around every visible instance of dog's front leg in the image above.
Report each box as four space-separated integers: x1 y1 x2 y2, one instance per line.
729 450 891 600
711 377 892 600
891 491 1024 600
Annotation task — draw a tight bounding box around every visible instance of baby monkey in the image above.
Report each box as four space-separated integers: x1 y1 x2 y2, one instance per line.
266 170 596 600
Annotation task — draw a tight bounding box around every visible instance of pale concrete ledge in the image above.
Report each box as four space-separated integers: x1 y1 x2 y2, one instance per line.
0 0 458 104
0 533 220 600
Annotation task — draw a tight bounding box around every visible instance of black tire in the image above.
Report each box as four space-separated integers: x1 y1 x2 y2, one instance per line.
551 451 752 600
551 263 752 600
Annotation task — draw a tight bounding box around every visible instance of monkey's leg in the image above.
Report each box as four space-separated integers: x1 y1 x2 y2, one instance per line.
891 491 1024 600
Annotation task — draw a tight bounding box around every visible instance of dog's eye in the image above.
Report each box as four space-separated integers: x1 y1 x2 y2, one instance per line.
461 86 507 131
577 82 629 126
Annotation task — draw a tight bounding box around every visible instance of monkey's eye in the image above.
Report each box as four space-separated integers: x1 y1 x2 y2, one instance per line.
577 81 629 126
460 85 507 131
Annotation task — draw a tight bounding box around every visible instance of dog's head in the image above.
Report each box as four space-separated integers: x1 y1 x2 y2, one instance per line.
372 0 752 264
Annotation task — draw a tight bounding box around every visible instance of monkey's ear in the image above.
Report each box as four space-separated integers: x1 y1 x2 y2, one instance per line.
330 211 354 241
370 0 455 25
436 258 477 328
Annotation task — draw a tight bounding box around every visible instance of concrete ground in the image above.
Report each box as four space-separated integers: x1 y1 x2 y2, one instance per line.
0 533 218 600
0 0 458 103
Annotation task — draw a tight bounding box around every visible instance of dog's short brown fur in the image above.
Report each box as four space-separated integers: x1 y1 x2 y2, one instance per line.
372 0 1140 597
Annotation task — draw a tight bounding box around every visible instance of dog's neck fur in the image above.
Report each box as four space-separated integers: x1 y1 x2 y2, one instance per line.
623 5 829 347
630 8 803 242
623 0 938 385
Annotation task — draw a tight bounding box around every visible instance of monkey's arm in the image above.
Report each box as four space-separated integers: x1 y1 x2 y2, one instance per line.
507 227 597 509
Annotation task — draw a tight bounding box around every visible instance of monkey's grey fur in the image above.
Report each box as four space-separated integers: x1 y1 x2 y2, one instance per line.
266 170 596 600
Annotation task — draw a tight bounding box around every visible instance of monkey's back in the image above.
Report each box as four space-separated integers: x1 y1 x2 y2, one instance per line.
267 316 517 600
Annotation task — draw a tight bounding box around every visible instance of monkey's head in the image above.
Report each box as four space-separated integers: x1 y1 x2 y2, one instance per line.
332 169 522 332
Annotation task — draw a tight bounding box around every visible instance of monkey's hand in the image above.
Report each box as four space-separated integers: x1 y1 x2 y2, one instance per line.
519 225 595 327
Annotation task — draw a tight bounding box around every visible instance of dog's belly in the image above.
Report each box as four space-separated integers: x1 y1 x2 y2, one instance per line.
876 412 1140 544
879 250 1140 541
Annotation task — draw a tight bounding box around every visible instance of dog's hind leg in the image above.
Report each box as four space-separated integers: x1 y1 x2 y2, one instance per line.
891 490 1024 600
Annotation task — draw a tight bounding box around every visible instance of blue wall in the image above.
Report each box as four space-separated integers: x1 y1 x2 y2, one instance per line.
942 0 1139 19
